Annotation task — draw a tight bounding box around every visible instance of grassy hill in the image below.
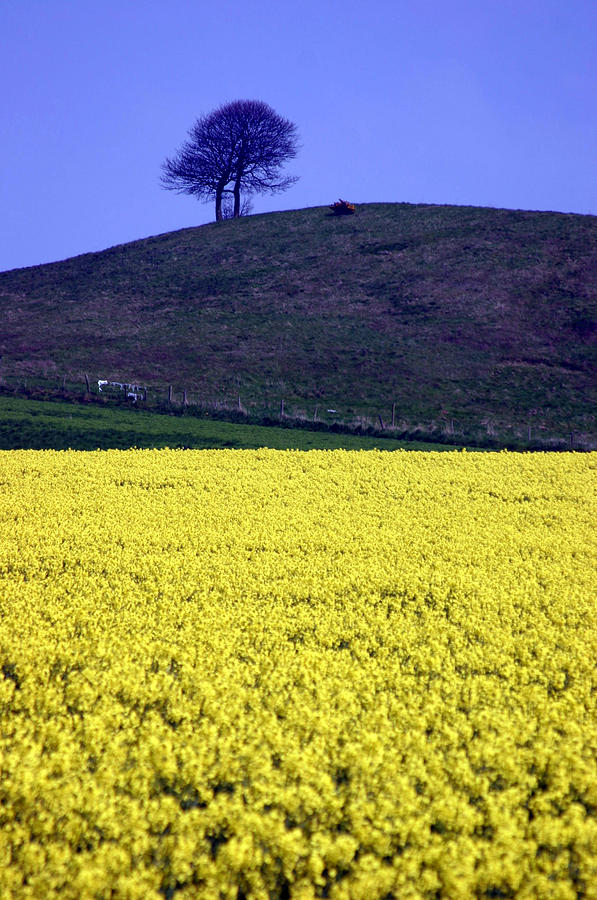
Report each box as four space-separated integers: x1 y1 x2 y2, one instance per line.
1 203 596 447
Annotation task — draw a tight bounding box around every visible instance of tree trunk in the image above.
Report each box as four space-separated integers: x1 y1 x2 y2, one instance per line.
233 177 241 218
233 147 244 217
215 186 223 221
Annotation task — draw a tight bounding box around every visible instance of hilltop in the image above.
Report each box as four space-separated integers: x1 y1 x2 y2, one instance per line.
1 203 596 446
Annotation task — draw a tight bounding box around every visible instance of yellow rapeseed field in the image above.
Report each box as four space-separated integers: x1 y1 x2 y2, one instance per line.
0 449 596 899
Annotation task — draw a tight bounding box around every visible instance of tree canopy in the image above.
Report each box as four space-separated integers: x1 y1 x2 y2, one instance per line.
161 100 299 221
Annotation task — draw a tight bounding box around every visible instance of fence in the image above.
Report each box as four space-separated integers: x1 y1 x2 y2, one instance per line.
0 374 594 451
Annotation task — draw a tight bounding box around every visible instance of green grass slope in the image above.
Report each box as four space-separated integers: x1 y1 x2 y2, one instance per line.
0 396 458 452
1 203 596 444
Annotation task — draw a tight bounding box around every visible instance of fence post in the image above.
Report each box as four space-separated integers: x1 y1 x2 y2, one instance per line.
168 385 173 404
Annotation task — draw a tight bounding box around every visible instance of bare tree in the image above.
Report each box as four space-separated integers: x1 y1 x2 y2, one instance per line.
161 100 299 221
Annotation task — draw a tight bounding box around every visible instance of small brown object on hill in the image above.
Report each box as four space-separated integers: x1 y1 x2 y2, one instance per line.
330 199 355 215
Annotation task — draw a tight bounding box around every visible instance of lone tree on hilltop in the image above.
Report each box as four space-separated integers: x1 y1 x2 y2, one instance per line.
161 100 299 221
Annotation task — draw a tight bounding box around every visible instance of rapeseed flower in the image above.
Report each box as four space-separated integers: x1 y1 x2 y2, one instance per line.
0 449 595 898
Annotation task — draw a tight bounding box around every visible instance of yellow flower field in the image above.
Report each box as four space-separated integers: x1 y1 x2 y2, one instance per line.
0 448 596 899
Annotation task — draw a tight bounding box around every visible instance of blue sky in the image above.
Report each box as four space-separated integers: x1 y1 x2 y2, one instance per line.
2 0 596 271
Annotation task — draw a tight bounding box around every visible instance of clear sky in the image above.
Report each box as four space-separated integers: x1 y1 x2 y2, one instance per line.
2 0 596 271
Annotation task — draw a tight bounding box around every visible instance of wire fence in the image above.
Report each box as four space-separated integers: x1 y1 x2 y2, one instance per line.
0 374 594 451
